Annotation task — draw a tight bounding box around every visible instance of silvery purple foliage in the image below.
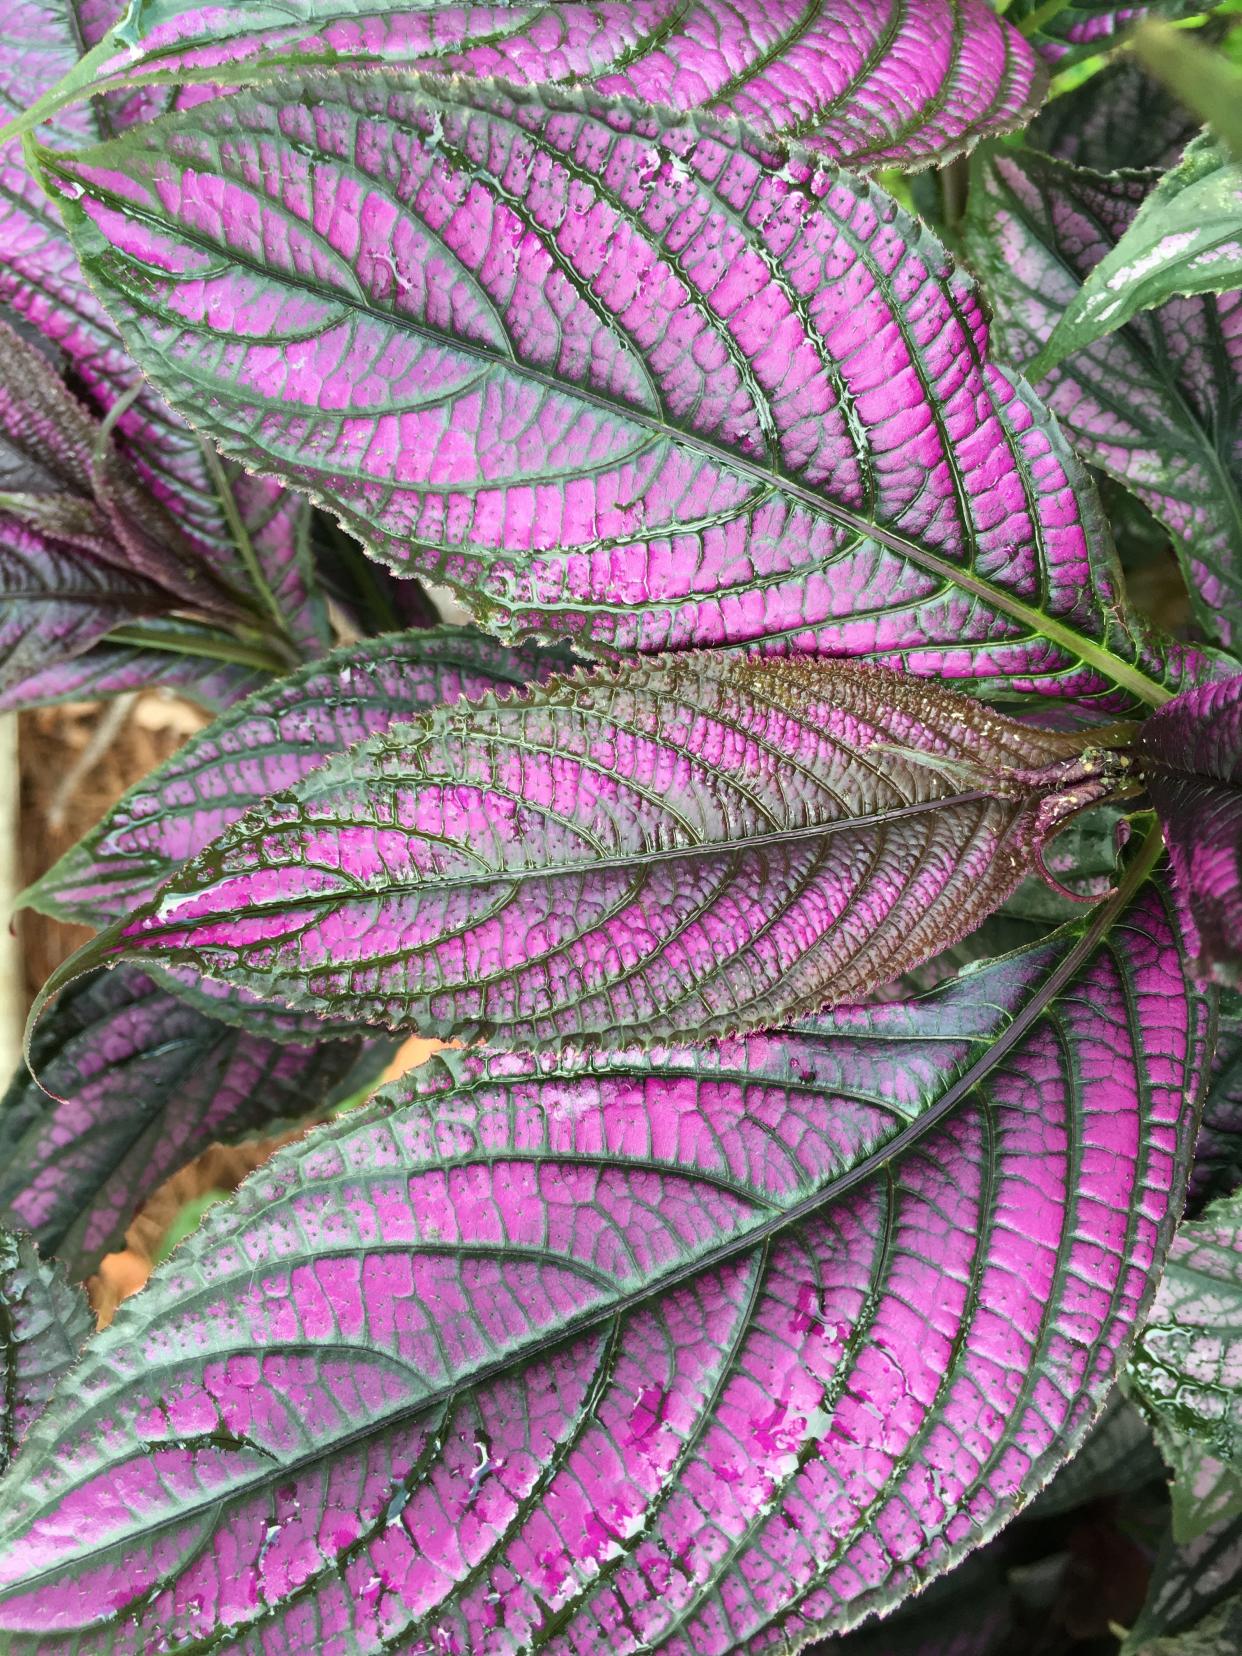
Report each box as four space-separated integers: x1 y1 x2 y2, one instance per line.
0 7 1238 1651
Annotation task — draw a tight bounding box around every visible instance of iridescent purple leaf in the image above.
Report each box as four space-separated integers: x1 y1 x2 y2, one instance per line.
1129 1189 1242 1468
50 0 1045 174
0 626 266 712
0 880 1207 1650
1008 0 1200 62
0 1228 92 1477
1135 676 1242 989
47 658 1140 1049
40 76 1216 707
1027 55 1196 173
1 3 333 654
0 312 249 619
0 515 173 695
0 965 367 1281
27 627 566 928
964 146 1242 650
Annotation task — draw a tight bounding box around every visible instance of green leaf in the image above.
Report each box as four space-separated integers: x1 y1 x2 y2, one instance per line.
0 1227 93 1477
1031 134 1242 377
1129 1189 1242 1466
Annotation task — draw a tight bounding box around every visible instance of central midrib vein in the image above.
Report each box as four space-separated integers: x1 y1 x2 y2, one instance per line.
40 123 1170 708
0 831 1167 1609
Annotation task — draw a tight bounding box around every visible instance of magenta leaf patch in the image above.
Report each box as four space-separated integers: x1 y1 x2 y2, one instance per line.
0 964 371 1281
0 624 266 713
1 2 334 666
27 627 565 927
46 658 1142 1049
0 880 1206 1651
1135 676 1242 989
45 0 1045 173
38 75 1214 706
964 146 1242 653
0 1228 92 1478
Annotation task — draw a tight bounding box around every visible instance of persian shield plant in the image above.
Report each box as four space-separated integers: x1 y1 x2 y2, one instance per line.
0 2 1239 1652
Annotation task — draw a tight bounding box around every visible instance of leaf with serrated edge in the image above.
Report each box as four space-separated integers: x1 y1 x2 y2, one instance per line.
1135 676 1242 989
0 1227 92 1478
0 878 1207 1651
37 74 1218 707
0 965 367 1281
42 658 1136 1050
964 146 1242 651
45 0 1045 174
27 627 567 928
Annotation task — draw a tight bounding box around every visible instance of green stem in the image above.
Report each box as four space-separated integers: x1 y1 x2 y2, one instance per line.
1017 0 1075 38
0 34 118 146
103 623 289 673
198 441 298 658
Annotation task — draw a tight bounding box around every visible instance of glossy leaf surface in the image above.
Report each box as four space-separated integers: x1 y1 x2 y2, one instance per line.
61 0 1044 173
1136 676 1242 989
0 880 1207 1651
1130 1189 1242 1466
57 658 1128 1049
40 74 1210 706
965 147 1242 650
0 1228 92 1477
28 628 564 927
1032 136 1242 377
0 965 365 1280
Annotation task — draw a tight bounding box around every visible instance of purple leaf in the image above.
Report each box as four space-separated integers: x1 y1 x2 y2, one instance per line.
67 0 1045 173
1027 55 1196 173
0 3 333 654
0 312 248 618
0 516 172 695
1008 0 1200 61
51 658 1142 1049
1135 676 1242 989
0 627 266 712
40 76 1217 706
27 627 566 928
0 1228 92 1477
0 965 368 1281
0 880 1207 1650
964 146 1242 652
1129 1188 1242 1467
